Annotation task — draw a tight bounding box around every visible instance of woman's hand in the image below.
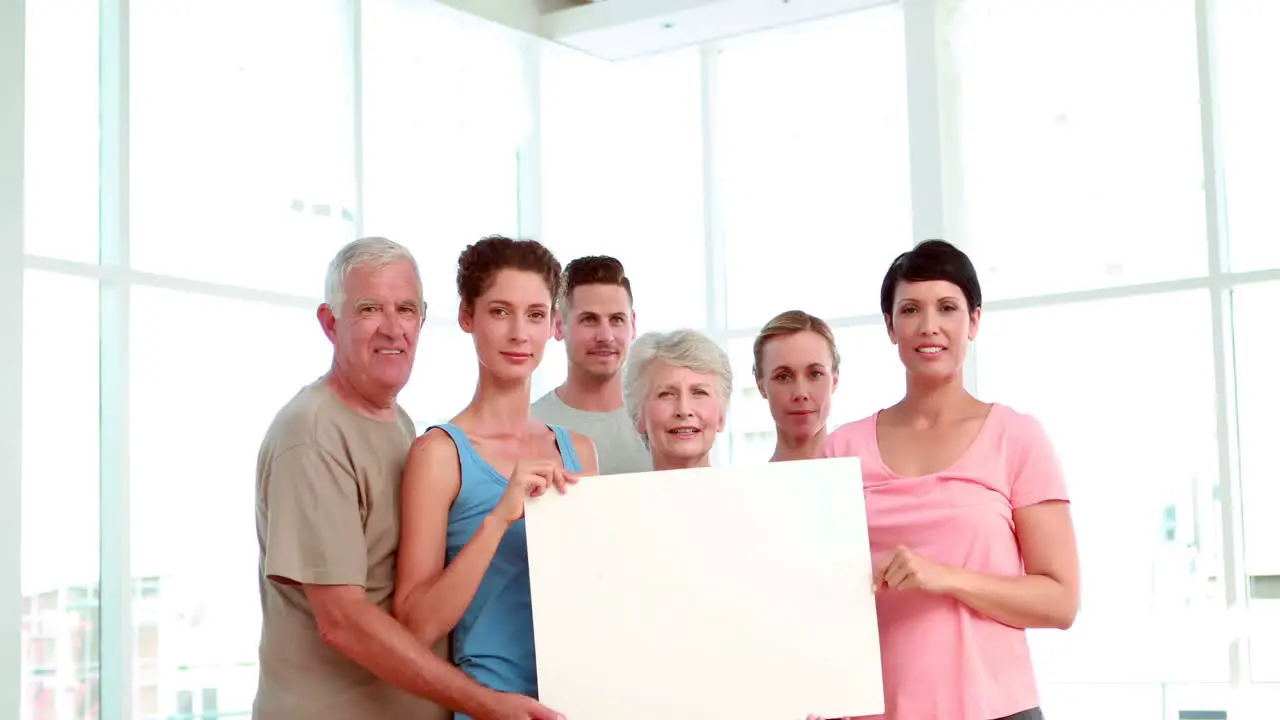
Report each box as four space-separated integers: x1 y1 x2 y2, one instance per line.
874 545 961 594
489 460 579 525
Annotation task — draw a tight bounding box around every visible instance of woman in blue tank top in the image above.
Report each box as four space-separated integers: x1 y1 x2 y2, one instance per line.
394 236 599 720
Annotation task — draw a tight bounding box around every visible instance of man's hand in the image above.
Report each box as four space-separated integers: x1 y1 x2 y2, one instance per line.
480 691 565 720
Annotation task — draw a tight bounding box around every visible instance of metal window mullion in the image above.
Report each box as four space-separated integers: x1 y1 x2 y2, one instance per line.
700 42 727 337
0 0 27 716
516 34 544 243
902 0 977 394
349 0 365 239
700 42 733 465
98 1 133 719
1194 0 1251 688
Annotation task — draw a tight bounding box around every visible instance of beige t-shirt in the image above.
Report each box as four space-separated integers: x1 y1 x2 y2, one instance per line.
252 379 447 720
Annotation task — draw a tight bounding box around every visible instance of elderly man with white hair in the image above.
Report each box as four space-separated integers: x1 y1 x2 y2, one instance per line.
623 329 733 471
253 237 559 720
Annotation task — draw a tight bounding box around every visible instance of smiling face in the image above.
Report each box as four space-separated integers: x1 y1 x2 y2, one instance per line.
886 279 980 382
637 360 725 469
557 283 635 380
320 259 424 399
757 330 838 438
459 268 554 383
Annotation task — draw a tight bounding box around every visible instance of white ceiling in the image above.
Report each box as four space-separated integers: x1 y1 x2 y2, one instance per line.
437 0 893 61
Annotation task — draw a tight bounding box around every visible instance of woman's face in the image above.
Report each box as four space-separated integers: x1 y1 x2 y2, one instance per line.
756 330 838 439
885 279 979 382
637 360 725 469
460 268 554 382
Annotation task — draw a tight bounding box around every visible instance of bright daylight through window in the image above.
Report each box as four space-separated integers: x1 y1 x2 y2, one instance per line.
10 0 1280 718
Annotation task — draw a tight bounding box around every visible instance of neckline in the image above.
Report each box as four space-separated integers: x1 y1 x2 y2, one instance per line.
869 402 1001 480
553 389 625 417
444 423 573 485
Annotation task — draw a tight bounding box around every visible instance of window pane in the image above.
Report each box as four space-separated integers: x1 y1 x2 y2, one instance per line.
1218 1 1280 272
130 288 332 717
947 0 1207 299
24 0 99 262
130 0 356 296
1037 683 1162 720
1232 281 1280 682
399 323 480 432
1040 681 1280 720
362 0 523 317
21 271 100 720
541 45 705 334
726 323 904 464
976 291 1227 685
717 7 912 330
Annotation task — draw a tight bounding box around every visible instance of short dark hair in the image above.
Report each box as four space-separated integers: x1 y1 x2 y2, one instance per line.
879 239 982 317
560 255 633 309
456 235 562 310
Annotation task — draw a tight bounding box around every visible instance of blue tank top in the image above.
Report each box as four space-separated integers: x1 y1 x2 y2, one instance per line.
430 423 582 717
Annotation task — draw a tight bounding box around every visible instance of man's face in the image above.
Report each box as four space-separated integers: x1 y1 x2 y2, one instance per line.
555 284 635 380
320 260 424 397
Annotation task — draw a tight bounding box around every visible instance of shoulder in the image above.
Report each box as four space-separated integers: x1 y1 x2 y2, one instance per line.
821 413 879 458
395 404 417 438
408 426 463 468
259 380 343 460
990 403 1054 449
567 429 599 473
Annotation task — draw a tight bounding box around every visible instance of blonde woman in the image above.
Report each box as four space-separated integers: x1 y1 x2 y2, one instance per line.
752 310 841 462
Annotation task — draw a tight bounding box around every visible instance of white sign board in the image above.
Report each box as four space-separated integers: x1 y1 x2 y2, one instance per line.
524 457 883 720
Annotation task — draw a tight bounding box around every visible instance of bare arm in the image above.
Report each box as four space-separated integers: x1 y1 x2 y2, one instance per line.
569 430 599 476
393 429 514 645
304 584 504 718
942 500 1080 629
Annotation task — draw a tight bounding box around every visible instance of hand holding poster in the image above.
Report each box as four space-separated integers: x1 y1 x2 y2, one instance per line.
524 457 883 720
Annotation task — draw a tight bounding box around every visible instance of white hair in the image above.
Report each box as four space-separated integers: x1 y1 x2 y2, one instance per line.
623 329 733 440
324 236 423 316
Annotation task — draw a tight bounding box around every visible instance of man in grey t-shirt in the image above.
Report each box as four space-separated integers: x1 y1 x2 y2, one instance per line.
532 255 653 475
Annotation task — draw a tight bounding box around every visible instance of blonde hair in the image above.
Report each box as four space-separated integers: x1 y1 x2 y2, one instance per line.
751 310 841 381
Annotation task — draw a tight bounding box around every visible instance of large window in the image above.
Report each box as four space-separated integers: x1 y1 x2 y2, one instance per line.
1233 280 1280 688
20 2 102 718
22 0 99 264
129 0 357 298
540 43 706 336
946 0 1208 300
361 0 524 316
129 288 331 718
1217 0 1280 273
716 6 913 331
21 272 101 720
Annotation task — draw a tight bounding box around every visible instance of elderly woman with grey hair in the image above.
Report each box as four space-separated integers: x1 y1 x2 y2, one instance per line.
622 329 732 471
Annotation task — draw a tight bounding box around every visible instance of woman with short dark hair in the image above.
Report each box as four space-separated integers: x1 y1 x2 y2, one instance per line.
823 239 1080 720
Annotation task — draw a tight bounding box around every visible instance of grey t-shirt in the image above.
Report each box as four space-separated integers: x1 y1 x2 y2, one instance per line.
531 390 653 476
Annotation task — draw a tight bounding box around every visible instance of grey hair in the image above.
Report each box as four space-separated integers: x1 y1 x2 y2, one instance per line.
324 236 423 316
623 329 733 441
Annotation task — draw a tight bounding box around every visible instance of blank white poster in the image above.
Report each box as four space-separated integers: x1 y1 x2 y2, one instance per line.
524 457 883 720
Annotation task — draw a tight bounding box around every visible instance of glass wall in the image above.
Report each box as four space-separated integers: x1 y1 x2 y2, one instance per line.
9 0 1280 718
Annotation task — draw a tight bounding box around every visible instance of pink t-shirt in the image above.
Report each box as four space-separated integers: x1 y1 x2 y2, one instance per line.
821 403 1069 720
